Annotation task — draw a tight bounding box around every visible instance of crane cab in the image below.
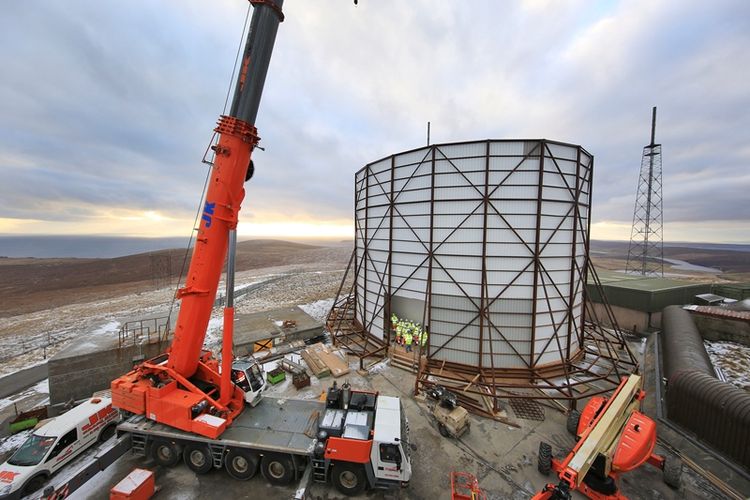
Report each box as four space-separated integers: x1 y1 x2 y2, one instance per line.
230 359 266 407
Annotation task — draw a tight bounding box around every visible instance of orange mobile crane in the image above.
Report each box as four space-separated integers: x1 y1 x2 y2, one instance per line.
111 0 286 439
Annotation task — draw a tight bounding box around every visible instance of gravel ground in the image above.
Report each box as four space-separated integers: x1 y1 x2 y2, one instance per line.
0 246 352 377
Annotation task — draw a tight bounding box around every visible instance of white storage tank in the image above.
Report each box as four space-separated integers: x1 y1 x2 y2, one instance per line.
353 139 592 371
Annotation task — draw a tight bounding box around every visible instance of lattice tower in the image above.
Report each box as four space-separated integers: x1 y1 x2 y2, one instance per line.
626 107 664 276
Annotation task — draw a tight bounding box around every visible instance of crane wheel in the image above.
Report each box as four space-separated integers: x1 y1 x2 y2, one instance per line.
332 462 366 496
225 448 259 480
261 453 295 485
567 410 581 439
183 444 213 474
538 442 552 475
663 455 682 489
151 439 182 467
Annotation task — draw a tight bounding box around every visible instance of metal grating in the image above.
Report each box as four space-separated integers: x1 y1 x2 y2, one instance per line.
508 397 545 421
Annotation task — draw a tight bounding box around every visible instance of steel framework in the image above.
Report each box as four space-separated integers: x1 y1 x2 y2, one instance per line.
329 140 636 413
626 107 664 276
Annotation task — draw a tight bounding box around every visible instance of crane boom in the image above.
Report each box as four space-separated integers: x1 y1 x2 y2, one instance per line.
111 0 284 439
169 0 284 378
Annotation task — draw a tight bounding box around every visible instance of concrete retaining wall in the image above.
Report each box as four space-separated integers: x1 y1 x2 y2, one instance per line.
0 363 48 399
690 313 750 346
48 341 164 408
588 302 661 333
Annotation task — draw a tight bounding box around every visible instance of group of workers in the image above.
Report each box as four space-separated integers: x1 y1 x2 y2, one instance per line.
391 313 427 353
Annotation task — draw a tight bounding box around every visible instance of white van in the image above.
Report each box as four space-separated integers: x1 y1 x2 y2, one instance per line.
0 397 119 500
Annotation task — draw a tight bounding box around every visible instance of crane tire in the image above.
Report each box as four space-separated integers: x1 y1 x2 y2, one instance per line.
332 462 366 496
225 448 259 480
183 443 213 474
261 453 295 485
151 439 182 467
538 442 552 475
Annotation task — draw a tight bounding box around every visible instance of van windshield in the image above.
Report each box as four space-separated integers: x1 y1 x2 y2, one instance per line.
7 434 56 466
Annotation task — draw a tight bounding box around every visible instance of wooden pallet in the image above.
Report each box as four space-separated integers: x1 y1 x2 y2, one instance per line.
301 349 330 378
308 344 350 378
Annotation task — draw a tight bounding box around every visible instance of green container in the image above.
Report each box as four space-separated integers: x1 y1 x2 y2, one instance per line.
267 368 286 385
9 418 38 434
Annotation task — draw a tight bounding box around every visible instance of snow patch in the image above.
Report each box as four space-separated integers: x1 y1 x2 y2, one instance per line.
705 340 750 391
92 320 121 336
0 378 50 412
0 429 31 456
299 298 334 323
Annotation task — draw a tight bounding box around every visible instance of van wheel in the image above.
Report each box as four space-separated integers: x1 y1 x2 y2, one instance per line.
184 444 213 474
225 448 259 480
22 474 48 496
332 462 366 496
99 423 116 442
438 423 450 438
261 453 295 485
151 439 182 467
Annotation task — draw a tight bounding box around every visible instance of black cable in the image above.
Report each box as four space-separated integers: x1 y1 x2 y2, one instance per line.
165 3 253 337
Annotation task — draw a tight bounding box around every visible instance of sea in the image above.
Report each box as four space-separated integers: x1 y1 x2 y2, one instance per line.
0 235 191 259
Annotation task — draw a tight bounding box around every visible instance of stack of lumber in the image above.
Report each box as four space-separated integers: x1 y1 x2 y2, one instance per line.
279 357 307 375
301 344 350 378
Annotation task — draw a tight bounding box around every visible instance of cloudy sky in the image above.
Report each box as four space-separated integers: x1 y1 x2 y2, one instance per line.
1 0 748 243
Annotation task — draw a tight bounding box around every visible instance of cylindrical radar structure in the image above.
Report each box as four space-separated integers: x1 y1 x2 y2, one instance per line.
353 140 592 374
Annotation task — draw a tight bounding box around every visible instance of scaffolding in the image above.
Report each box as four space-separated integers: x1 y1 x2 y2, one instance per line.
328 140 636 414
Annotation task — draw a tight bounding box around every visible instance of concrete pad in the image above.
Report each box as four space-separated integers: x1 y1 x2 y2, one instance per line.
233 306 323 356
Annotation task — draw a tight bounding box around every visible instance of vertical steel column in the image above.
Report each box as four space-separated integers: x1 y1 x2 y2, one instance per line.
529 141 545 370
415 146 437 396
566 148 583 360
581 157 594 343
480 141 497 410
363 166 370 330
386 155 396 347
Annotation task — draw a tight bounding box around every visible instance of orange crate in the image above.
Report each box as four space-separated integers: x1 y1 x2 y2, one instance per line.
110 468 155 500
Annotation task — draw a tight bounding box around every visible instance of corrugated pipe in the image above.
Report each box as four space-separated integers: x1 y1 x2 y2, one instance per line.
666 370 750 470
661 305 715 380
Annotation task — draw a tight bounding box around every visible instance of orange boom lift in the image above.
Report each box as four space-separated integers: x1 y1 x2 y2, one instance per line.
111 0 285 439
533 375 681 500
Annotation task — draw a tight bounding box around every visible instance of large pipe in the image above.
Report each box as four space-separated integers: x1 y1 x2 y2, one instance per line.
661 305 714 380
667 370 750 470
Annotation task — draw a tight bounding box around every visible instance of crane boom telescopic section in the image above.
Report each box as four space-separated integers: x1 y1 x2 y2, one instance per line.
168 0 284 378
111 0 284 439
